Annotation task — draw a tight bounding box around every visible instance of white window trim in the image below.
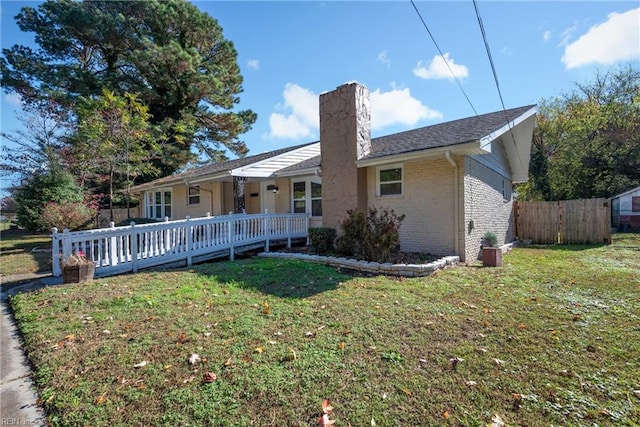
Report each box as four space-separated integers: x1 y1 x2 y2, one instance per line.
188 186 200 206
291 176 322 217
376 163 404 197
145 188 173 220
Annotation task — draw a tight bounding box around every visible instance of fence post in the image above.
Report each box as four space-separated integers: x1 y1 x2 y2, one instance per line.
265 210 271 252
51 228 61 276
62 228 72 262
228 216 235 261
130 221 139 273
286 215 291 248
109 222 118 267
186 216 192 266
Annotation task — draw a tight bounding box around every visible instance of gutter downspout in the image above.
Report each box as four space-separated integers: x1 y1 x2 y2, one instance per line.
445 151 460 257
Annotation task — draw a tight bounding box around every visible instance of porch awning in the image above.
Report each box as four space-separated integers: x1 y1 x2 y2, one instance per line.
230 142 320 178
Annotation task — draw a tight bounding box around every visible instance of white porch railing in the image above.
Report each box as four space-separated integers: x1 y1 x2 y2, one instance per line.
51 212 311 278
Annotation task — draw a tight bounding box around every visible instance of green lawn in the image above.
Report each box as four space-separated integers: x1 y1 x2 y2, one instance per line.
0 228 52 278
9 234 640 426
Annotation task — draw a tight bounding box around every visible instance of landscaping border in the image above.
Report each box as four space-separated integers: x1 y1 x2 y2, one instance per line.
258 252 459 277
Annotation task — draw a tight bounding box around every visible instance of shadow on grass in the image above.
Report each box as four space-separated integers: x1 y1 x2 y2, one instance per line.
192 256 351 299
0 228 52 274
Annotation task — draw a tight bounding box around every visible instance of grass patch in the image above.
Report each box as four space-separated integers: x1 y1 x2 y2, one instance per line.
10 234 640 426
1 228 51 277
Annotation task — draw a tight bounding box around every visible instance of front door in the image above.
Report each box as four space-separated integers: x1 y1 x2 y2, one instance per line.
261 181 277 214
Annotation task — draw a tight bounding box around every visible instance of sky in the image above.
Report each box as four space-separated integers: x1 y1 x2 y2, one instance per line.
1 0 639 194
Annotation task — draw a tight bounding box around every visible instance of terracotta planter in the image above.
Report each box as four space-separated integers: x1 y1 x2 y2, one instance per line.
62 263 96 283
482 247 502 267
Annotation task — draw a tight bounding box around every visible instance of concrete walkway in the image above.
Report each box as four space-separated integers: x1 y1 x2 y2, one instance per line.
1 273 63 427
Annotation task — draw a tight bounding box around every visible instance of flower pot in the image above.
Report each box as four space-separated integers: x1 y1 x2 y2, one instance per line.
482 247 502 267
62 263 96 283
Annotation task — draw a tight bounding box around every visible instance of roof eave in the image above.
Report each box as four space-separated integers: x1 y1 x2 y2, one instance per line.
355 141 483 168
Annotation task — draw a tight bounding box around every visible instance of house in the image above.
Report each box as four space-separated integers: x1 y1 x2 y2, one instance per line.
611 185 640 231
129 82 536 262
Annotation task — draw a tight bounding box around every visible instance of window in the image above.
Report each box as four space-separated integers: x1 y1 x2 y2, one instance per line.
146 189 172 219
292 178 322 216
378 164 403 196
188 186 200 205
632 196 640 212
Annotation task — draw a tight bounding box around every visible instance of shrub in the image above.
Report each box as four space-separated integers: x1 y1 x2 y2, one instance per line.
14 169 85 231
482 231 498 248
41 201 97 231
308 227 337 255
337 207 406 263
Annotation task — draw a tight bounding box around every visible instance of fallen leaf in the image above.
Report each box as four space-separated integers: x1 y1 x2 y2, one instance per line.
305 331 316 338
443 411 450 419
182 376 195 384
133 360 148 368
188 354 201 365
223 357 233 366
95 395 107 405
464 380 477 387
263 301 271 315
322 399 333 414
203 372 217 383
398 387 412 396
318 414 335 426
338 341 345 350
371 417 376 426
490 414 505 427
65 334 75 340
254 347 264 354
274 331 283 336
449 357 464 370
493 358 506 366
518 323 526 329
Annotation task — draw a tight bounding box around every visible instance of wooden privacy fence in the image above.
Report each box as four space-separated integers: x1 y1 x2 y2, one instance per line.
98 207 141 226
514 198 611 244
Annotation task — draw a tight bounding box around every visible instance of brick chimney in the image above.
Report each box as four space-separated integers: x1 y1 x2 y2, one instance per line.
320 82 371 230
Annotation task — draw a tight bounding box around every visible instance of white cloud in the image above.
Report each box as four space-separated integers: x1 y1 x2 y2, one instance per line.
377 50 391 68
562 8 640 69
413 53 469 80
247 59 260 70
543 30 552 42
268 83 319 140
370 86 442 131
268 83 442 140
559 23 578 47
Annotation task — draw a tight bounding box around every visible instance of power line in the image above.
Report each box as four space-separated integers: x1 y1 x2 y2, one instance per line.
472 0 525 170
410 0 478 116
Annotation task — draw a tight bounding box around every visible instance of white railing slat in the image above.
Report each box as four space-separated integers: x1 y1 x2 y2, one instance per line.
51 213 310 278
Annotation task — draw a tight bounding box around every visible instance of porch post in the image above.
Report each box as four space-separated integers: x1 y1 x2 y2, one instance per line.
233 176 247 213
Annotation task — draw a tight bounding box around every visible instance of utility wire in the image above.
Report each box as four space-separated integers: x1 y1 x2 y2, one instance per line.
472 0 525 170
410 0 478 116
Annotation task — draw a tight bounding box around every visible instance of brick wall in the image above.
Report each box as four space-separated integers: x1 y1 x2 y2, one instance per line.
463 156 514 261
366 157 457 256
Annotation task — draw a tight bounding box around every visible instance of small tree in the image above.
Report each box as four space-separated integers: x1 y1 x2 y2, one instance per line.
13 167 84 232
337 207 406 263
73 90 160 221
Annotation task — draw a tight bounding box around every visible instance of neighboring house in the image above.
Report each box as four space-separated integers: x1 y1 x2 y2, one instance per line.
611 185 640 231
129 82 536 262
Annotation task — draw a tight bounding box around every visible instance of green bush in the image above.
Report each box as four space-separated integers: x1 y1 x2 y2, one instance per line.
337 207 406 263
14 169 85 232
482 231 498 248
308 227 337 255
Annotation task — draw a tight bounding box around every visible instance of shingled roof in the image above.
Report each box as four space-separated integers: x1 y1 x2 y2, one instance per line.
132 105 535 189
129 142 316 191
363 104 535 161
277 104 535 174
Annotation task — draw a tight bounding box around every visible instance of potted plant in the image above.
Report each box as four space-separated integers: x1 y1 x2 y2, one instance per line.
62 250 96 283
482 231 502 267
